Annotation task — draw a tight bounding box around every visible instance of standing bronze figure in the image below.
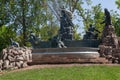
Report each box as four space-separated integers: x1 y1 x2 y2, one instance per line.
101 8 112 26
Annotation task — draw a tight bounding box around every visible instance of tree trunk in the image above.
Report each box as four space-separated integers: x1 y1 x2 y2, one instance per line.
22 0 27 46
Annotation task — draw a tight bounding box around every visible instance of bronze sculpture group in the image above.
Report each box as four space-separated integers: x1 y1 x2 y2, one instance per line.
28 7 119 50
83 24 100 39
83 8 111 40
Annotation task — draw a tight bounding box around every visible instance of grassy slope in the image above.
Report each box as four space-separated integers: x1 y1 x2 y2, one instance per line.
0 66 120 80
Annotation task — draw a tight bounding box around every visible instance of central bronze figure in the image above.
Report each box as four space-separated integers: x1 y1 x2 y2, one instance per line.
59 7 74 41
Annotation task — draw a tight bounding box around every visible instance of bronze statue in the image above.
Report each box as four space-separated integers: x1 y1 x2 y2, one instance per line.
101 8 112 26
10 38 19 47
59 7 74 41
83 24 100 39
50 35 66 48
29 31 41 48
29 31 37 42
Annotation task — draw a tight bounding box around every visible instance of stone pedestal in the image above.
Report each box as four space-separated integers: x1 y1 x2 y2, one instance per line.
99 25 120 63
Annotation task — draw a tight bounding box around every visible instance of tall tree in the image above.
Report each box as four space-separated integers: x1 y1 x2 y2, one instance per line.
91 4 104 37
0 1 11 27
1 0 52 45
114 0 120 36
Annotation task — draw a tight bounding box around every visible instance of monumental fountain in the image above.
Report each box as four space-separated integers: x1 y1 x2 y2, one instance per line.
30 8 120 64
30 6 104 64
1 5 120 71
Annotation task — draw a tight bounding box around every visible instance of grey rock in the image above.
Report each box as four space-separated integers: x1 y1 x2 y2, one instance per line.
15 62 22 68
8 55 15 61
16 56 24 61
22 62 28 68
3 60 10 69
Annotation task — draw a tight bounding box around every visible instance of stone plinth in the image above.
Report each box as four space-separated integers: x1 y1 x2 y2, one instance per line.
99 25 120 63
30 47 105 64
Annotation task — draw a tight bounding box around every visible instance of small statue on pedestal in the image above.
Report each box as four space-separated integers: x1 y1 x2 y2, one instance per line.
83 24 100 39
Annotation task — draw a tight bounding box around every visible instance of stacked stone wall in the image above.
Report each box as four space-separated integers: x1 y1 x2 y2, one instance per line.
0 46 32 71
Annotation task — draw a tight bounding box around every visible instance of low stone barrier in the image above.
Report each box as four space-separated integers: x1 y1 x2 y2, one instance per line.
0 46 32 71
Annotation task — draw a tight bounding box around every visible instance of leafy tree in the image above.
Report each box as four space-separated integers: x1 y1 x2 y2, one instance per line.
8 0 48 46
73 24 81 40
0 25 16 51
0 0 56 44
0 1 11 27
91 4 104 38
74 2 104 38
116 0 120 9
114 0 120 36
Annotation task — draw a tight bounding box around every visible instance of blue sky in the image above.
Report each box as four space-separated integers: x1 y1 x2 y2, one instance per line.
92 0 119 12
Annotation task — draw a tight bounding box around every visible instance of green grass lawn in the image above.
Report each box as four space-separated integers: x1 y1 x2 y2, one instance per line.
0 65 120 80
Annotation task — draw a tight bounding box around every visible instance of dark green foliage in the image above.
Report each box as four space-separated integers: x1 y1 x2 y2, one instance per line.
114 0 120 36
114 18 120 36
40 25 59 41
0 25 16 52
